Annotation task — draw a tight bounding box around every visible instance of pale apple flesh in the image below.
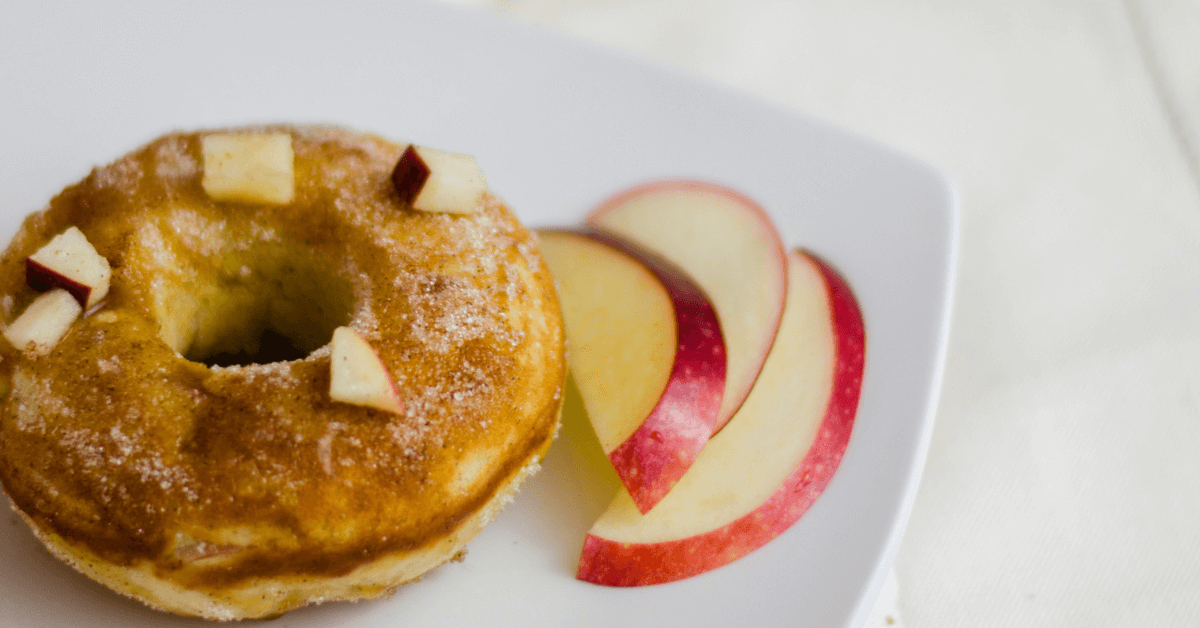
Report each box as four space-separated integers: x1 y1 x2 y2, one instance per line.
588 180 788 433
537 228 726 514
536 231 676 452
329 326 405 415
576 249 864 586
201 132 296 205
3 288 84 356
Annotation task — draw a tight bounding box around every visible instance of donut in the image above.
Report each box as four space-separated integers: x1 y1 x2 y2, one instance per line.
0 126 566 619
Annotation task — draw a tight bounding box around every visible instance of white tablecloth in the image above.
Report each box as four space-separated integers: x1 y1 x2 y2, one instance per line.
441 1 1200 625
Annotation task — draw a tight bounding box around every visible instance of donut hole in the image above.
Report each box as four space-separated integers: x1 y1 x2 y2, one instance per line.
155 244 355 367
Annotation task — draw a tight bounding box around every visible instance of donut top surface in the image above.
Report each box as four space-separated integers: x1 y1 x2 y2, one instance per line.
0 126 565 588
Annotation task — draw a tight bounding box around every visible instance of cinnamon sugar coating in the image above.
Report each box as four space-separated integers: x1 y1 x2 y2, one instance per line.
0 126 565 619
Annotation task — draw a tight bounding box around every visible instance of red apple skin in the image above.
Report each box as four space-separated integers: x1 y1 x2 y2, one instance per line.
25 258 93 308
576 249 864 586
552 227 727 514
587 180 787 434
391 145 431 204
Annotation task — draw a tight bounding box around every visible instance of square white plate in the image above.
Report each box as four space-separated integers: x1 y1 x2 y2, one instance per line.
0 1 957 626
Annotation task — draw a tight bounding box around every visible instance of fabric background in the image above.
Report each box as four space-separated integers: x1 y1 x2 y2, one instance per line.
438 1 1200 626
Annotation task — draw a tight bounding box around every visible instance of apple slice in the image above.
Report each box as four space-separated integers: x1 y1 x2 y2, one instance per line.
201 132 295 204
329 326 405 415
25 226 112 308
392 145 487 214
537 228 726 514
3 288 84 356
576 249 865 586
588 181 788 433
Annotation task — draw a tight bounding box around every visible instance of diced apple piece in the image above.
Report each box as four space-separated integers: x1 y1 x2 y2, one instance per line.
3 289 84 356
588 181 788 433
25 226 111 308
329 326 405 415
392 145 487 214
576 249 865 586
537 228 726 514
201 132 295 204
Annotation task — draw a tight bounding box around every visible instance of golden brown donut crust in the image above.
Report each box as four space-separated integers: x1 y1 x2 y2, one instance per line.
0 126 565 619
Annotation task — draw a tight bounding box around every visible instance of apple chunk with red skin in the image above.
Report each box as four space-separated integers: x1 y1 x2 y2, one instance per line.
329 326 405 415
25 226 111 309
537 228 726 514
576 249 864 586
392 145 487 215
588 180 788 433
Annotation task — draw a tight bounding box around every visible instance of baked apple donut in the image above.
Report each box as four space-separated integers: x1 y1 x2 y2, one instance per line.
0 126 565 619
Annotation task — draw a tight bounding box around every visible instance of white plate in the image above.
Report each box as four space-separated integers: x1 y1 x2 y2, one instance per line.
0 1 957 626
